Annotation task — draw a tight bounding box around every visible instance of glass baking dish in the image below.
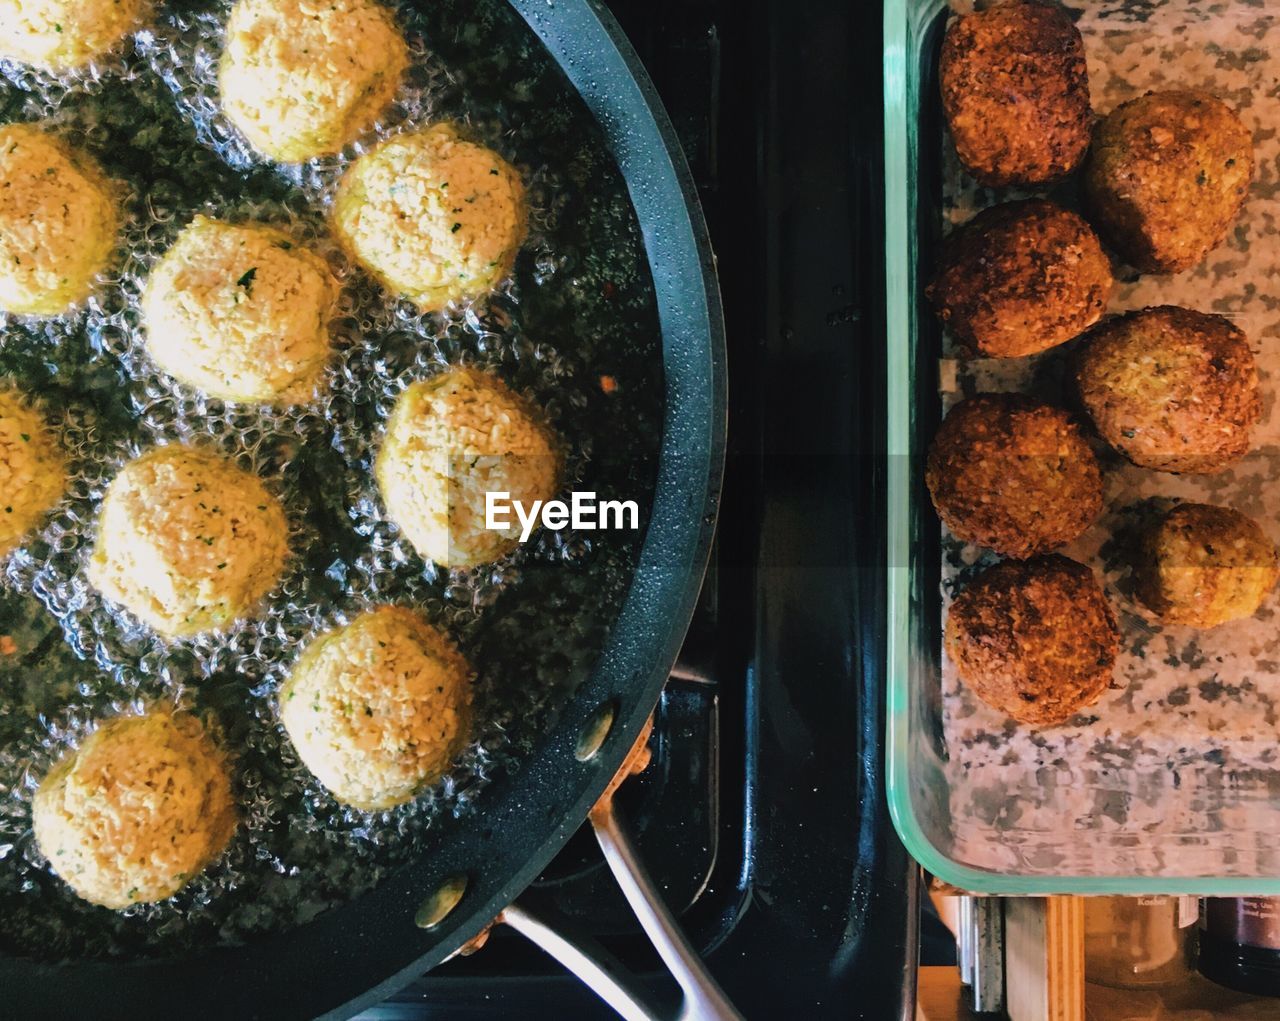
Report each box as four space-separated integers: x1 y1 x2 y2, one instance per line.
884 0 1280 895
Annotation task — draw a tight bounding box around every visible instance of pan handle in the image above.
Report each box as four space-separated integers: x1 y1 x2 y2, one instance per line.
499 901 665 1021
590 798 743 1021
496 801 742 1021
487 719 743 1021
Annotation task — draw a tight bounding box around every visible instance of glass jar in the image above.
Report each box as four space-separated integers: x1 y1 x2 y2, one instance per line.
1085 895 1196 989
1200 897 1280 997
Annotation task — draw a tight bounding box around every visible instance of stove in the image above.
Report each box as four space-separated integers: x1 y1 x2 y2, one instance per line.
364 0 916 1017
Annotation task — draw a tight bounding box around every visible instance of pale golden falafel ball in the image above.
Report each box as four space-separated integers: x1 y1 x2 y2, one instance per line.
376 368 560 568
0 388 64 556
929 200 1113 358
1084 90 1253 274
945 555 1119 727
88 445 290 637
142 217 338 404
0 124 120 316
0 0 149 72
33 710 237 910
280 606 473 811
1075 306 1259 475
926 394 1103 559
1134 503 1278 629
219 0 409 163
333 124 527 311
939 1 1092 187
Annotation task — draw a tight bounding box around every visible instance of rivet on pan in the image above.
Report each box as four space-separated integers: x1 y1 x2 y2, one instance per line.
415 874 468 930
575 700 617 762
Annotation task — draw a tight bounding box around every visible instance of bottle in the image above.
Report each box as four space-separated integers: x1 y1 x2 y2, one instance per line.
1084 895 1196 989
1199 897 1280 997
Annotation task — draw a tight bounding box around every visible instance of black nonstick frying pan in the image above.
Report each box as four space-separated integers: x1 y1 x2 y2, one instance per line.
0 0 727 1017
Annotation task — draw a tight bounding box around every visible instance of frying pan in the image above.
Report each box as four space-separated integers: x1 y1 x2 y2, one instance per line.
0 0 727 1017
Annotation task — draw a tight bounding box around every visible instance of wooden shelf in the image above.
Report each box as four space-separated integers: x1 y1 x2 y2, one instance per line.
923 893 1279 1021
918 967 979 1021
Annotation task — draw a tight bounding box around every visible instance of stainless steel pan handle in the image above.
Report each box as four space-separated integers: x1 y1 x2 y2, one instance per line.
500 900 661 1021
464 723 744 1021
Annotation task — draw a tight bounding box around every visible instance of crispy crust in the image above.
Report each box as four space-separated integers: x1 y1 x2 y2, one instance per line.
1075 306 1259 475
928 199 1113 358
1134 503 1279 629
1084 90 1253 274
926 393 1103 558
945 554 1119 727
939 1 1092 187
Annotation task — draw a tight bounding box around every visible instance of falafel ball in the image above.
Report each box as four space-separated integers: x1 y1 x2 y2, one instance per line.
33 710 237 909
0 0 149 72
1134 503 1278 629
0 388 64 556
926 393 1103 559
0 123 120 316
280 606 473 811
142 216 338 404
1084 90 1253 274
1075 306 1259 475
376 367 560 568
88 445 290 637
219 0 409 163
939 1 1092 187
945 554 1120 727
928 200 1113 358
332 123 526 311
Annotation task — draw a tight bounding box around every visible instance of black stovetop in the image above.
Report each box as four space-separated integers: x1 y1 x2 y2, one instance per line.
364 0 915 1017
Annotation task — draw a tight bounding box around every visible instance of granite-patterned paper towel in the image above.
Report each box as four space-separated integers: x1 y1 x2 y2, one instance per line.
938 0 1280 877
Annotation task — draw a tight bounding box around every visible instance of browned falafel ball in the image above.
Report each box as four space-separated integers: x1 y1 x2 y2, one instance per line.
939 1 1092 187
1134 503 1278 629
945 555 1119 727
1075 306 1259 475
1084 90 1253 274
928 200 1113 358
926 394 1103 559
